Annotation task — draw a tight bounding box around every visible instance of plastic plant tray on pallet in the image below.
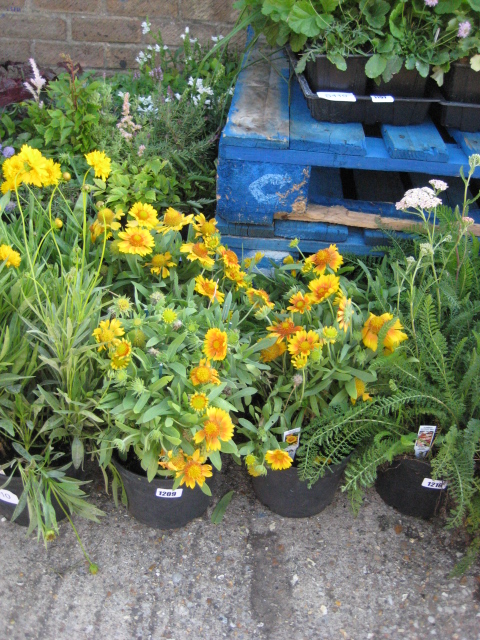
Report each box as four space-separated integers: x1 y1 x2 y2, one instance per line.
286 47 438 126
431 97 480 133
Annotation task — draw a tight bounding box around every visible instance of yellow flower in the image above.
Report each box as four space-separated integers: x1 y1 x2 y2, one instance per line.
260 340 286 363
54 218 63 230
287 330 320 357
128 202 159 229
265 450 292 471
308 275 340 304
204 234 220 251
162 308 177 324
85 150 111 181
304 244 343 275
161 449 187 471
351 378 373 405
189 392 209 413
283 254 297 277
17 145 49 187
223 264 249 290
114 297 132 315
180 242 215 268
217 246 239 268
190 359 221 386
176 449 213 489
194 275 225 304
92 318 125 351
0 244 21 269
194 407 234 451
246 288 274 310
266 318 302 343
1 154 26 192
43 158 62 187
245 454 257 466
247 464 266 477
117 227 155 256
193 213 218 237
110 339 132 369
361 313 408 352
322 326 338 344
292 353 309 369
90 208 124 242
146 252 176 278
203 328 228 361
336 296 353 333
156 207 194 234
287 291 312 315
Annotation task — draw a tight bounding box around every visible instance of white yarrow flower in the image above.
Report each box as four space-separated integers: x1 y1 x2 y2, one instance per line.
429 179 448 192
396 187 442 211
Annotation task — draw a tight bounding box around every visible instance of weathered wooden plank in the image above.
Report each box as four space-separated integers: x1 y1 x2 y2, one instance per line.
353 169 407 204
216 159 311 226
381 118 448 162
274 219 348 243
409 173 478 210
308 167 344 202
449 129 480 157
275 203 480 235
289 79 366 156
221 47 290 149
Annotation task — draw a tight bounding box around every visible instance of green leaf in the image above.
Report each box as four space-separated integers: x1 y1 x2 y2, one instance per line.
138 400 169 423
471 55 480 72
327 53 347 71
199 481 212 496
211 490 235 524
363 0 389 28
320 0 339 11
288 1 322 37
365 54 387 79
435 0 462 12
220 439 239 455
208 450 222 470
415 60 430 78
71 437 84 469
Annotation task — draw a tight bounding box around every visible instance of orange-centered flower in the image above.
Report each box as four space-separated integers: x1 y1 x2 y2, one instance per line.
110 339 132 370
190 359 221 386
246 288 274 310
287 291 312 314
223 264 249 290
265 450 292 470
176 449 213 489
308 274 340 304
193 213 218 237
145 252 176 278
203 328 228 361
362 313 408 352
217 246 239 268
260 340 286 363
194 407 234 451
180 242 215 268
288 330 320 357
117 227 155 256
267 318 302 343
304 244 343 274
128 202 159 229
195 275 225 304
156 207 194 234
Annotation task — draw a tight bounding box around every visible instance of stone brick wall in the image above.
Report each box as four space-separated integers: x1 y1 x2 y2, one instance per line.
0 0 239 70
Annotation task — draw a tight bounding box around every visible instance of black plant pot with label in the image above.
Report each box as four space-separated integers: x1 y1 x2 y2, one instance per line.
375 457 446 519
113 458 213 529
305 55 369 94
251 457 348 518
442 63 480 104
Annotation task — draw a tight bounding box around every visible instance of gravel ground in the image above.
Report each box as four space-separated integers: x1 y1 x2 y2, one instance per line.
0 459 479 640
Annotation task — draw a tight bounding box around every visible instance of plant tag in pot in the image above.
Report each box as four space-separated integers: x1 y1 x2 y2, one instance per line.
421 478 447 490
414 425 436 458
0 488 19 504
283 427 301 460
317 92 356 102
155 488 183 499
371 95 394 103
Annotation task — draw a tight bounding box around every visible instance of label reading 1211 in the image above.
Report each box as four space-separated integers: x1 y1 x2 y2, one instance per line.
422 478 447 490
0 488 19 504
155 488 183 499
317 91 356 102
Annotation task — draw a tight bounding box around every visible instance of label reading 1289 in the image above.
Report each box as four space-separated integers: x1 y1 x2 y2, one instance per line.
0 488 19 504
155 488 183 499
422 478 447 490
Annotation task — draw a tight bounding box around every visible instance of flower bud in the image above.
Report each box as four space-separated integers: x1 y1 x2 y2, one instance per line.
62 172 71 182
54 218 63 230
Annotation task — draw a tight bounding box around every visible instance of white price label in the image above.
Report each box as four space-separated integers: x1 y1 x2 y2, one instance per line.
0 488 18 505
371 95 394 103
317 91 356 102
155 488 183 499
422 478 447 490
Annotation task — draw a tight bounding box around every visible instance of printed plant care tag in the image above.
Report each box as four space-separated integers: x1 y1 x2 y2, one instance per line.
422 478 447 490
371 95 394 103
317 91 356 102
0 488 18 505
414 425 436 458
283 427 301 460
155 488 183 499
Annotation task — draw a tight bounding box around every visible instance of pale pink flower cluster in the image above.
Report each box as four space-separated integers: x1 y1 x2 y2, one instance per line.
396 187 443 211
24 58 46 106
137 144 146 157
458 21 471 38
117 92 142 141
424 0 438 6
463 216 475 225
429 179 448 192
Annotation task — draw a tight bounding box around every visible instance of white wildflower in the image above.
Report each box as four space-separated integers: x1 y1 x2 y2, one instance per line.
141 20 151 35
468 154 480 170
429 179 448 192
396 187 442 211
419 242 434 256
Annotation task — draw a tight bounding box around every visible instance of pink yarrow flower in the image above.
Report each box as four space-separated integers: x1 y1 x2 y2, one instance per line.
458 21 471 38
424 0 438 6
396 187 443 211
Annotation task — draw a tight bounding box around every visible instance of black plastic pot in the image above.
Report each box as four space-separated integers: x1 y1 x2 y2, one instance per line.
305 54 368 94
114 458 213 529
375 457 446 520
368 67 427 98
252 457 348 518
442 62 480 104
0 463 87 527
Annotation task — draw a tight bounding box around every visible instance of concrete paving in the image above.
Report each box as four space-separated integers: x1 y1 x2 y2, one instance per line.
1 459 479 640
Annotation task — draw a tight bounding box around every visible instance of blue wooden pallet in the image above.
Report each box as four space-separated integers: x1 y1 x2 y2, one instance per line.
217 43 480 255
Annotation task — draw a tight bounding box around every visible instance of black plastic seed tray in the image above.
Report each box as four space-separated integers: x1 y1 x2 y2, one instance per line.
430 97 480 132
286 47 439 126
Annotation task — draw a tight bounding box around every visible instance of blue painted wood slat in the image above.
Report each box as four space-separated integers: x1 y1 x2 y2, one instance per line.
381 118 448 162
